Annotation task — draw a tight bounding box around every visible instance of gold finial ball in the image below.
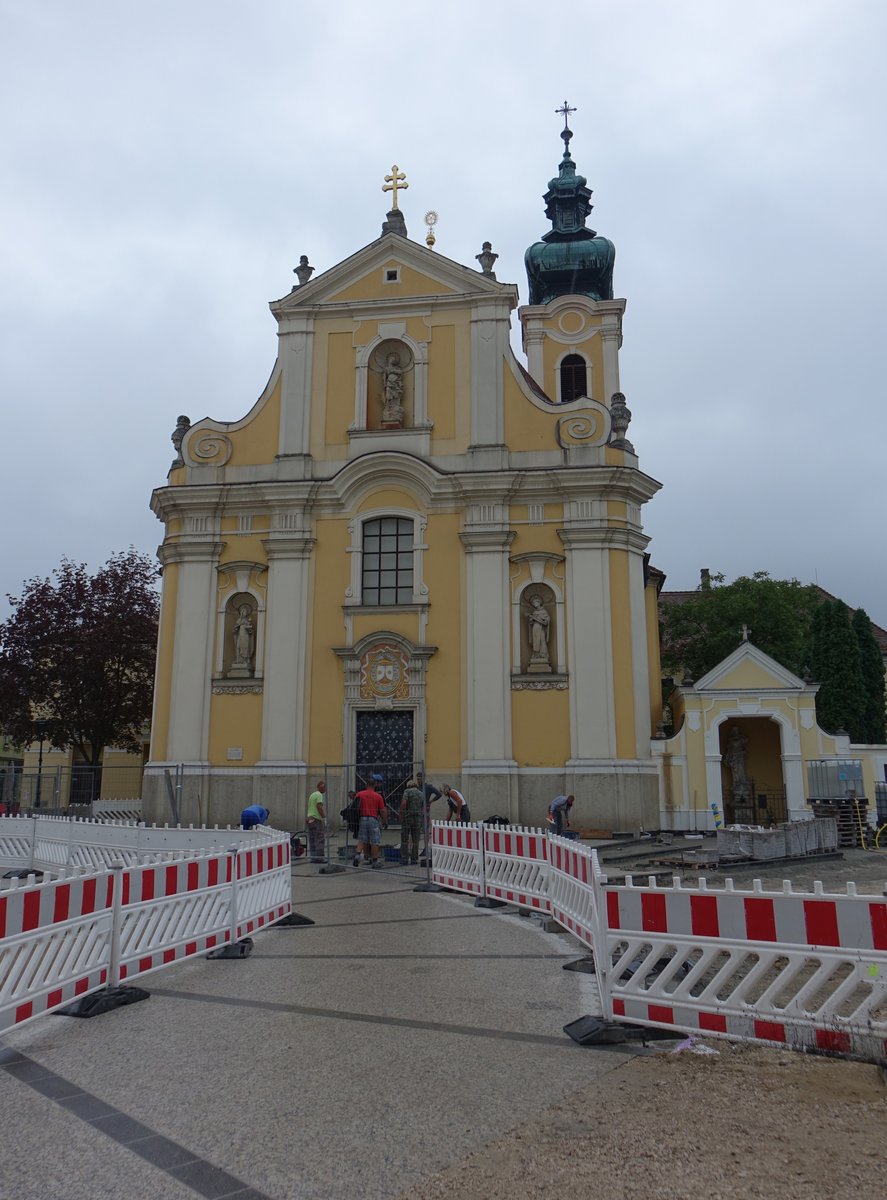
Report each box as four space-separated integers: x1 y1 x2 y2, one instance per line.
424 210 438 249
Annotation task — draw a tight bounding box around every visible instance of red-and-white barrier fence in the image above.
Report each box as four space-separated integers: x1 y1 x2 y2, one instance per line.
0 814 282 874
430 822 887 1058
0 832 291 1034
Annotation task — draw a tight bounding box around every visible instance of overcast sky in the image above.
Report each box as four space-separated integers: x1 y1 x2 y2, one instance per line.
2 1 885 624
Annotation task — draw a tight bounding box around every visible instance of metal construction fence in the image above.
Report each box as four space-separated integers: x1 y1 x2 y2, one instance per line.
430 821 887 1062
0 820 291 1035
0 764 144 811
290 761 468 888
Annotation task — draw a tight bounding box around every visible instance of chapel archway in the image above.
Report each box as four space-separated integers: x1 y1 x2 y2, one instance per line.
719 717 786 825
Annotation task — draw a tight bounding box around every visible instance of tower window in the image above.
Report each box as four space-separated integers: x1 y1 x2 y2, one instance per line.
361 517 414 605
559 354 588 403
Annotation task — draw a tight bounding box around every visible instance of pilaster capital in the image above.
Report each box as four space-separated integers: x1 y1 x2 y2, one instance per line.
557 527 650 553
459 529 516 552
158 540 223 566
262 535 316 560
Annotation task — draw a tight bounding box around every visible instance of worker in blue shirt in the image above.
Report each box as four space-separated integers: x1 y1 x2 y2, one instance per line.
240 804 270 830
547 794 575 835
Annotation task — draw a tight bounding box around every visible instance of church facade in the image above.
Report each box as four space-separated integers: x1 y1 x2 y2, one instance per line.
144 125 666 830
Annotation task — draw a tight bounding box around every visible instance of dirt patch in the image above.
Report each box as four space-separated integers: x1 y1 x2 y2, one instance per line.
395 1042 886 1200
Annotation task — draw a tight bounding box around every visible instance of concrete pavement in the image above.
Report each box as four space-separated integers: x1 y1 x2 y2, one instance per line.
0 858 633 1200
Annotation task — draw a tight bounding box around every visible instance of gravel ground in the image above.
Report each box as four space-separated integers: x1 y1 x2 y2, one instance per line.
394 848 887 1200
395 1041 887 1200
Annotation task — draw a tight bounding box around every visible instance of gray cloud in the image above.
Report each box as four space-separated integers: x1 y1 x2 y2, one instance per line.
1 0 884 618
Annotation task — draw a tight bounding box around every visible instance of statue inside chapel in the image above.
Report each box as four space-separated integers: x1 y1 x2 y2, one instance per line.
381 351 405 427
722 726 751 802
230 604 255 675
526 594 552 672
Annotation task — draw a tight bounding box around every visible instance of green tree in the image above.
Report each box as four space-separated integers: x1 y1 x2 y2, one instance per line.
0 550 159 765
851 607 886 743
659 572 821 681
809 600 866 739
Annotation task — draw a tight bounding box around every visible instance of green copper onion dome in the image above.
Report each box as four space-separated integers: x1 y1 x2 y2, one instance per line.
524 122 615 305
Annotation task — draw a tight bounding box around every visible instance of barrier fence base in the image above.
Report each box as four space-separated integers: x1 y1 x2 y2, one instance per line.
274 913 316 926
56 986 150 1020
562 956 596 974
563 1016 679 1047
413 882 443 893
207 938 254 959
474 897 508 909
318 864 345 875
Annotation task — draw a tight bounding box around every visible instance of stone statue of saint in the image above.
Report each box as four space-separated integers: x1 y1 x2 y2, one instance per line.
232 605 255 671
722 726 751 801
527 594 551 672
381 352 405 426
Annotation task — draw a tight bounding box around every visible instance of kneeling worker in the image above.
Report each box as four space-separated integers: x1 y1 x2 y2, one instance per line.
240 803 270 830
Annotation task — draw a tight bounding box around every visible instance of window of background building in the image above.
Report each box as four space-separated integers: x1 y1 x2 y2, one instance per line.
559 354 588 402
361 517 414 605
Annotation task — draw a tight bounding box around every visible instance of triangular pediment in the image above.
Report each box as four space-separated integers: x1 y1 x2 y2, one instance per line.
270 234 513 314
694 640 808 692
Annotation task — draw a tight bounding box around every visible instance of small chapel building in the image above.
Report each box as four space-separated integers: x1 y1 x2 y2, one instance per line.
144 122 667 829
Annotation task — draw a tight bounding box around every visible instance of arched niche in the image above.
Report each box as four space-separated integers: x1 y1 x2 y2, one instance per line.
367 339 414 429
352 329 431 432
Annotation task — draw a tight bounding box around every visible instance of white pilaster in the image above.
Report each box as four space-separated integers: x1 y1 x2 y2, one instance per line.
628 550 653 756
469 300 510 447
559 528 615 760
259 531 315 764
161 541 222 763
278 316 315 457
460 528 516 766
600 320 621 401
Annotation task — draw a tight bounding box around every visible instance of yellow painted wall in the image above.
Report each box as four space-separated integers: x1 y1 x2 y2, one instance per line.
645 582 663 731
423 513 463 766
218 376 282 468
511 690 570 765
609 550 636 757
427 323 456 442
208 693 264 764
503 369 559 451
357 488 421 514
218 535 270 566
322 330 357 451
306 517 349 764
329 261 456 304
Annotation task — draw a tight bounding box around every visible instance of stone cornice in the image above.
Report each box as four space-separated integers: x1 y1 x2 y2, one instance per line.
332 643 438 660
557 527 650 553
273 290 518 330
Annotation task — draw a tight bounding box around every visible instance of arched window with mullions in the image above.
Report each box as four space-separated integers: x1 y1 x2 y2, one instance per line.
361 517 414 605
559 354 588 403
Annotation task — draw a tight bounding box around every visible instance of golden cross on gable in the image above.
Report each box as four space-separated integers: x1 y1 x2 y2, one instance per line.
383 164 409 210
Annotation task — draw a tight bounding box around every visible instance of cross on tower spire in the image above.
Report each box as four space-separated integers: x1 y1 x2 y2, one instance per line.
555 100 577 129
382 165 409 211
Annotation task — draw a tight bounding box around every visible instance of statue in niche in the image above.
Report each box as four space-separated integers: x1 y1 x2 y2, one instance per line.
230 604 255 675
381 351 405 426
722 726 751 802
526 594 552 673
